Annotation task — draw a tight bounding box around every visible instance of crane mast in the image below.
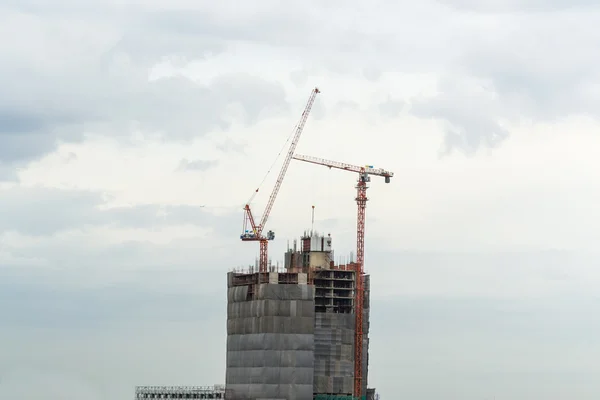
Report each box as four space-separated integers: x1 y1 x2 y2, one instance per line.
241 88 320 273
292 153 393 398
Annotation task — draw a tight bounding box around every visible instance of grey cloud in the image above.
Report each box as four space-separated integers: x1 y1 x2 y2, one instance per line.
0 64 287 163
362 67 382 82
405 6 600 153
0 277 224 329
0 187 240 237
105 204 241 238
309 100 327 121
0 272 226 399
139 2 403 81
0 0 121 15
0 368 105 400
0 110 80 163
305 218 342 236
373 295 600 399
0 188 102 236
459 16 600 121
177 158 219 171
108 24 225 65
4 235 237 271
0 1 465 163
378 97 405 118
365 249 600 299
435 0 600 12
4 1 378 53
376 295 600 342
0 5 288 173
143 6 333 50
410 76 509 155
0 186 247 273
215 138 246 154
290 69 310 88
0 110 47 134
334 101 360 113
119 74 286 139
0 162 18 181
0 129 74 165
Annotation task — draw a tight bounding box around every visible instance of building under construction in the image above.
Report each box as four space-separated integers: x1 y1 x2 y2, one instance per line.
226 231 374 400
135 87 388 400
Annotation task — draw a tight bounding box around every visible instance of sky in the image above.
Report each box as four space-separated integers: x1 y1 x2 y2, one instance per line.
1 0 600 399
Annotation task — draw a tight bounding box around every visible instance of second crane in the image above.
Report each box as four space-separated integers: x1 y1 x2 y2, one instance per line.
292 153 393 399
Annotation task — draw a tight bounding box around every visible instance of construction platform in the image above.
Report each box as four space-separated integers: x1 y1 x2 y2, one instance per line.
134 385 229 399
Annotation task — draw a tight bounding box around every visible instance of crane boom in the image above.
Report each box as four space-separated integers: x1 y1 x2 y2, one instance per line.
259 89 320 228
292 153 393 398
292 154 394 180
241 88 320 273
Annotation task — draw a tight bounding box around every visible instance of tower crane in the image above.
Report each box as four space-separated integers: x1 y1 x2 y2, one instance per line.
241 88 320 273
291 153 393 399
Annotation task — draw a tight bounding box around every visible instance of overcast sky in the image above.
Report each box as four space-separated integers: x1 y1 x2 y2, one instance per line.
1 1 600 399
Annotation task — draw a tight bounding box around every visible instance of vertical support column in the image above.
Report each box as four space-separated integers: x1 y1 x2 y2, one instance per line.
259 239 268 273
354 173 368 399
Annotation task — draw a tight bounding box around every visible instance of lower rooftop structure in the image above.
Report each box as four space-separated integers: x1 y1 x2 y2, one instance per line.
135 385 229 399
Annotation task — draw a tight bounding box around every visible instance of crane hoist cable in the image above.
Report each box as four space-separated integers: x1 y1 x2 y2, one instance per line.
246 121 300 207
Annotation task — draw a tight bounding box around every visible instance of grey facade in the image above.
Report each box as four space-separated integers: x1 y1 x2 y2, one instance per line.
312 268 357 396
313 313 355 394
362 274 371 399
226 272 315 400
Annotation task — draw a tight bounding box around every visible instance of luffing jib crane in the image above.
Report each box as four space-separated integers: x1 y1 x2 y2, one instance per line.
291 153 393 399
241 88 320 273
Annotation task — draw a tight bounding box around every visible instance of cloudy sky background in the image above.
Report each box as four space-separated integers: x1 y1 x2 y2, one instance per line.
1 0 600 399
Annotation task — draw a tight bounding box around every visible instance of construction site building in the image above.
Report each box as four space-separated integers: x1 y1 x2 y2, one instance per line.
226 231 374 400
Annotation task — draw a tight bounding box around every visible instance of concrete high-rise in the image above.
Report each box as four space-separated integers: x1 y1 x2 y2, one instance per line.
225 231 373 400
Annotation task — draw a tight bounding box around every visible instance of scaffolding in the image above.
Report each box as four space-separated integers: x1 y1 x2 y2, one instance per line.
226 271 315 400
135 385 229 399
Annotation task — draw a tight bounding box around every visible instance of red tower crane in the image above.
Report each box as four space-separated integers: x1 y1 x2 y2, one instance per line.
241 88 320 273
291 153 393 399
